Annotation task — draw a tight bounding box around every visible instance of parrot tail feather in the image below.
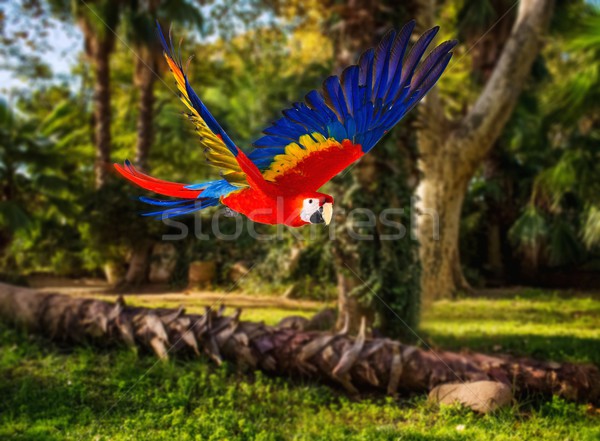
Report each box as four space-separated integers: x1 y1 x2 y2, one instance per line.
114 160 202 199
140 197 219 220
114 161 240 219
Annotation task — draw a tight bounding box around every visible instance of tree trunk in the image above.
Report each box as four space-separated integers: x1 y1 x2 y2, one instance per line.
483 150 509 282
123 241 153 287
329 0 379 334
79 17 115 190
0 282 598 404
122 47 159 286
133 46 157 172
416 162 471 303
93 42 113 189
335 271 374 334
487 220 504 281
416 0 555 302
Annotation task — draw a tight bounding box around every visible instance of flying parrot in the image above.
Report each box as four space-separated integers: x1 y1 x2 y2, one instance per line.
115 21 457 227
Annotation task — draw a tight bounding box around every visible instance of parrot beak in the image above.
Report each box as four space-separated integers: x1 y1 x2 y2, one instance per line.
322 202 333 226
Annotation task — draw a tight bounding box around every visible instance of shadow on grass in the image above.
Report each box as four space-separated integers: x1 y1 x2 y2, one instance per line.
422 332 600 365
469 287 600 301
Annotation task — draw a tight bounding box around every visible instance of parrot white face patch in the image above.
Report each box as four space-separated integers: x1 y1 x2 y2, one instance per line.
300 198 320 223
300 199 333 225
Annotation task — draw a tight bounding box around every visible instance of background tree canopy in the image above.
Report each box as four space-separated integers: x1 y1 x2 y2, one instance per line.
1 1 600 439
0 0 599 334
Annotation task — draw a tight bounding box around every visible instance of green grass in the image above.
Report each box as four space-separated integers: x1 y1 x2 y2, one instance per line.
421 290 600 365
1 289 599 440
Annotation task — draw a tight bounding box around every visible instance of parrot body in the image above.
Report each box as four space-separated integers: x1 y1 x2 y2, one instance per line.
222 138 361 226
115 22 456 227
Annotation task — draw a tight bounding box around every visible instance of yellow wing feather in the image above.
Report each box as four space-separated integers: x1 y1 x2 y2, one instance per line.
262 133 342 182
164 53 247 187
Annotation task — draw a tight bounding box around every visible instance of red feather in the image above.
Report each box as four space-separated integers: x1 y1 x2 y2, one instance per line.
114 163 201 199
271 140 364 193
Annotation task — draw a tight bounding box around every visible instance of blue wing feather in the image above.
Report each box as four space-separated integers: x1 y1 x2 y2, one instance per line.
142 198 219 220
410 40 457 96
373 30 396 104
293 102 328 129
341 66 360 117
139 196 193 207
323 76 349 123
396 26 440 103
251 22 457 164
358 48 375 90
137 178 237 218
253 135 292 148
263 118 306 141
384 21 415 106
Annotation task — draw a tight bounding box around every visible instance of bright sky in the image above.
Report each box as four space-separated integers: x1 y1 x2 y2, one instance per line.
1 0 598 100
0 1 82 98
0 0 276 99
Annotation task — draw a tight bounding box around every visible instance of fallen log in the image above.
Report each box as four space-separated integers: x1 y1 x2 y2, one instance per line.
0 282 598 408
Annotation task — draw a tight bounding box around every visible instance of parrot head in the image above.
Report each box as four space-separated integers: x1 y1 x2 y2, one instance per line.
298 194 334 226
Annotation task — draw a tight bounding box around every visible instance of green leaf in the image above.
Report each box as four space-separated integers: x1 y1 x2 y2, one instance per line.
0 201 31 232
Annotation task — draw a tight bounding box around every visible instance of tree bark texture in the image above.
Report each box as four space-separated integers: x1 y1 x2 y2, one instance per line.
93 45 112 189
133 45 157 172
80 18 116 189
123 46 160 286
416 0 555 302
123 240 153 287
1 283 597 404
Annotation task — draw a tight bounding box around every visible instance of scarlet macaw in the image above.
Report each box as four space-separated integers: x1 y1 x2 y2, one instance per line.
115 22 456 227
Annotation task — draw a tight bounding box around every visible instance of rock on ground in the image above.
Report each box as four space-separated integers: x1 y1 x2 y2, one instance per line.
428 381 513 413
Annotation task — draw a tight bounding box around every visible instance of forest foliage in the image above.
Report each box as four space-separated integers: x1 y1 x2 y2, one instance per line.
0 0 599 302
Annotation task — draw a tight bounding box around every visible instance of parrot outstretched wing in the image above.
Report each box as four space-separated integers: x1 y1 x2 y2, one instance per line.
155 24 252 186
114 23 272 219
115 22 455 219
115 23 259 191
252 21 457 192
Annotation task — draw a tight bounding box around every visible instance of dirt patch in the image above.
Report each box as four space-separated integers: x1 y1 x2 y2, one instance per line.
27 276 331 312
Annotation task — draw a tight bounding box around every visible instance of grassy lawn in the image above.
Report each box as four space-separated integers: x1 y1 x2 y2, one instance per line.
422 290 600 365
1 288 599 440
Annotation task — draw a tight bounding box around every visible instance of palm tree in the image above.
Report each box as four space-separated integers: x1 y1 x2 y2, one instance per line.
119 1 204 286
124 0 204 171
48 0 125 188
1 283 598 404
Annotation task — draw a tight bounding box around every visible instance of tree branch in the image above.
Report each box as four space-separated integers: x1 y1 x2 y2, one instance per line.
455 0 555 164
414 0 452 157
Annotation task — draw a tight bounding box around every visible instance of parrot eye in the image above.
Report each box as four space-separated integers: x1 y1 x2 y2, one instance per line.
300 197 333 226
